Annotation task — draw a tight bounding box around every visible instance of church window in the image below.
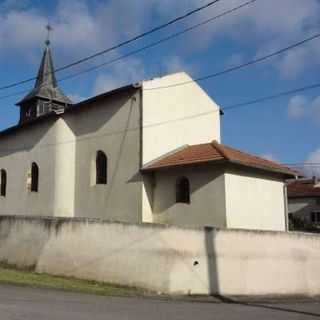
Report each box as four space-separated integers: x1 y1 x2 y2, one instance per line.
0 169 7 197
31 162 39 192
176 177 190 204
96 151 107 185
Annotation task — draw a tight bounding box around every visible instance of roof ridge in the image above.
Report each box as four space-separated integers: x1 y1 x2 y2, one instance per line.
214 141 301 176
211 140 230 160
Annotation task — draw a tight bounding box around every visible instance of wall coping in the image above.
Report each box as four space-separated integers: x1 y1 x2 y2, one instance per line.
0 215 319 240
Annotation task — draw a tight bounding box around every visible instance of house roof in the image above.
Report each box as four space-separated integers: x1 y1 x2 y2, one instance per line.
142 141 298 177
287 179 320 198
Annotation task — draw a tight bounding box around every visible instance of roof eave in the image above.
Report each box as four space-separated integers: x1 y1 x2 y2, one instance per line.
16 96 72 107
141 159 228 173
227 159 299 178
71 84 136 109
142 158 298 178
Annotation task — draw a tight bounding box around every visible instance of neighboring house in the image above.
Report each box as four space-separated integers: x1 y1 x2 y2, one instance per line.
287 178 320 227
0 40 297 231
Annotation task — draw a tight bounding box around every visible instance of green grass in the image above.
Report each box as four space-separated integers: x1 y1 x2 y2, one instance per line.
0 265 149 297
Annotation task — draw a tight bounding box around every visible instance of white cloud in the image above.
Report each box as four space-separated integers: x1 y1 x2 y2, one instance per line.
311 96 320 122
153 0 320 74
0 1 102 63
67 93 87 103
1 1 319 60
260 154 279 162
274 47 311 78
0 0 29 11
93 58 146 95
1 0 320 90
287 95 320 123
225 53 244 68
0 0 157 61
163 56 186 74
0 9 47 52
288 95 307 119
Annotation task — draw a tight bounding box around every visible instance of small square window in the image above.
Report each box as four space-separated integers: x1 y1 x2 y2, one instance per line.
310 211 320 223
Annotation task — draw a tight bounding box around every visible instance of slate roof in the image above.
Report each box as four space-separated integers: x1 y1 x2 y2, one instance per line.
287 179 320 198
17 45 72 106
142 140 298 177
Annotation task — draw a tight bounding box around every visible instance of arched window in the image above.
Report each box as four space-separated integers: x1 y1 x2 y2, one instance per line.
176 177 190 204
31 162 39 192
0 169 7 197
96 151 107 184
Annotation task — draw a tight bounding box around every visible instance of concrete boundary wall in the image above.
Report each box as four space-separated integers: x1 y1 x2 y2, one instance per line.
0 215 319 296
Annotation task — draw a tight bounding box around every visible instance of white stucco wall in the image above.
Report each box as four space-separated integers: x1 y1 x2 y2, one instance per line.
0 118 76 217
142 175 154 223
150 166 226 228
69 89 143 222
224 170 286 231
0 88 143 222
142 72 221 165
1 216 319 297
141 72 222 221
53 118 76 217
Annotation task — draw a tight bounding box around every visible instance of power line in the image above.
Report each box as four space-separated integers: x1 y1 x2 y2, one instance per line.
0 0 224 91
144 32 320 91
0 0 259 102
0 81 319 153
56 0 259 85
2 24 320 104
0 90 27 101
222 82 320 111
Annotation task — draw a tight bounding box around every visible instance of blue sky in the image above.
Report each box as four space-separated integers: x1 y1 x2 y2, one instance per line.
0 0 319 175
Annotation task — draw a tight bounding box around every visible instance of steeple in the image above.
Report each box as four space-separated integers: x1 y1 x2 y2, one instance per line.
17 25 72 124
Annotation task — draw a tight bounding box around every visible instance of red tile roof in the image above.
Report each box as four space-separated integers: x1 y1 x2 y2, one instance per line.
287 180 320 198
142 141 298 177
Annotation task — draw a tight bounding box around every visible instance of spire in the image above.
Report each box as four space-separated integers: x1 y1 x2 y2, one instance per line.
17 25 72 123
34 41 58 89
33 24 57 89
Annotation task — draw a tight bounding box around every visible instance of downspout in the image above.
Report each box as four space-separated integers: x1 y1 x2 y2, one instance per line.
283 183 289 231
284 175 299 231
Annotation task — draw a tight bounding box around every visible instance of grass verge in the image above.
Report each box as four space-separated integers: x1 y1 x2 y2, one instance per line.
0 265 148 297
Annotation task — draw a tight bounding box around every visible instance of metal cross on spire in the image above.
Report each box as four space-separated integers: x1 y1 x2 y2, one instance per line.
45 24 53 46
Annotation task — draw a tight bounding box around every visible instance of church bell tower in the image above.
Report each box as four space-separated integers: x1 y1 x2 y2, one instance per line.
16 25 72 124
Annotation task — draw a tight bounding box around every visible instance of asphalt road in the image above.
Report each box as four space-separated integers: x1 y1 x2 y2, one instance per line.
0 284 319 320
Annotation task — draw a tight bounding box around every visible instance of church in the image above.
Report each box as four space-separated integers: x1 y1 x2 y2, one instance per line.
0 39 297 231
